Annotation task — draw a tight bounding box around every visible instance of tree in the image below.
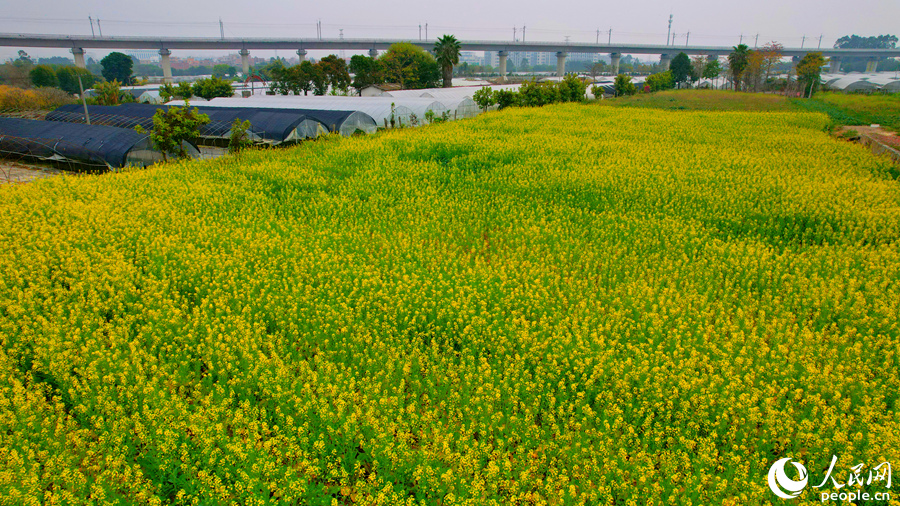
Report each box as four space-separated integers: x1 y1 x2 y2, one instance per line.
833 34 897 72
309 63 327 95
589 61 608 80
796 52 826 98
269 61 301 95
379 42 440 90
56 66 95 95
614 74 636 97
348 55 383 95
727 44 750 91
29 65 57 88
472 87 496 111
702 59 721 88
759 42 784 89
669 52 693 86
192 76 234 100
0 60 34 88
433 34 461 88
16 50 33 64
212 64 236 79
228 118 254 155
744 50 764 91
690 56 706 86
100 52 134 85
297 61 317 96
136 101 210 161
318 55 351 93
95 79 123 105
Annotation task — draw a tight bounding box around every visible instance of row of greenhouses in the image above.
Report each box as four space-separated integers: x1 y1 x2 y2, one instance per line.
819 73 900 92
192 95 485 126
2 90 502 169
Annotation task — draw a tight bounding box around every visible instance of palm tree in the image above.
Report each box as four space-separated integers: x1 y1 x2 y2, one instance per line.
727 44 750 92
433 35 461 88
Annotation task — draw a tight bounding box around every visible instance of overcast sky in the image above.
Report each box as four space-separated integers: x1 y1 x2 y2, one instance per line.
2 0 898 61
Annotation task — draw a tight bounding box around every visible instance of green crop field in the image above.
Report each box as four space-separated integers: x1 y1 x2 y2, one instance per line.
603 89 900 133
1 103 898 505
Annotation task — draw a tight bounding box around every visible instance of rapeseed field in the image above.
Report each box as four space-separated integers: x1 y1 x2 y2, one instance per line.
0 104 898 505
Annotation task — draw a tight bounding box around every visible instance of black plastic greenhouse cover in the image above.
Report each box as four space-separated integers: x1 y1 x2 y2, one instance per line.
0 117 177 168
48 103 348 143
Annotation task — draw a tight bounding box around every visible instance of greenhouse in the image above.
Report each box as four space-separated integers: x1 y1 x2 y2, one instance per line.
436 97 480 119
863 76 900 92
826 76 880 92
47 104 335 144
181 101 378 136
0 117 197 169
200 96 448 128
137 91 164 104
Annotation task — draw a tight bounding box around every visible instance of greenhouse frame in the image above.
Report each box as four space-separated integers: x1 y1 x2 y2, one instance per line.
0 117 198 169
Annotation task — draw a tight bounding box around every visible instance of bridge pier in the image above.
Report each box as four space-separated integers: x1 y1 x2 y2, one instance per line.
791 56 800 77
71 47 86 69
240 49 250 76
368 49 378 59
556 52 567 77
659 53 672 70
297 49 307 63
610 52 621 75
829 56 842 74
865 57 877 73
498 51 508 81
159 49 173 84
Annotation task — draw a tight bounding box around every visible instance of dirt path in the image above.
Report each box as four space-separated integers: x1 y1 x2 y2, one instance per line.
837 125 900 165
0 160 64 185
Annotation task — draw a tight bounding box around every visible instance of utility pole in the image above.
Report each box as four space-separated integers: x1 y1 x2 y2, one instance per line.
667 15 673 46
754 33 759 48
97 19 103 37
801 35 806 48
686 31 690 46
513 26 516 42
88 16 95 38
219 18 224 40
522 26 525 42
818 34 823 49
597 29 600 44
739 33 743 45
77 74 90 125
609 27 612 44
425 23 428 40
419 24 422 40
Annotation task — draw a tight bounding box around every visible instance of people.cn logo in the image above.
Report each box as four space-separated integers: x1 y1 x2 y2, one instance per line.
768 458 809 499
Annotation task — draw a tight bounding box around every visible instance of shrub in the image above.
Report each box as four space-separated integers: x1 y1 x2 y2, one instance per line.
495 89 519 109
614 74 637 96
472 87 497 111
0 84 75 110
55 67 96 95
192 76 234 101
29 65 58 88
